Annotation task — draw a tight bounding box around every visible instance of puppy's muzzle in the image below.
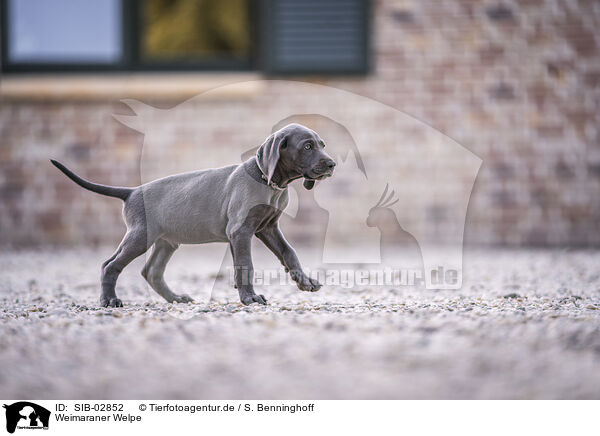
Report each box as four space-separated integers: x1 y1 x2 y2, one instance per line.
309 159 336 180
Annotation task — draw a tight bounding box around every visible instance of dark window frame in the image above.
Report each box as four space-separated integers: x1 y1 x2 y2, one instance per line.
0 0 257 73
0 0 371 75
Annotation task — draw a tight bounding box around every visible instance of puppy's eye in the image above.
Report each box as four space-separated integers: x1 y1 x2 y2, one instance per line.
304 143 312 150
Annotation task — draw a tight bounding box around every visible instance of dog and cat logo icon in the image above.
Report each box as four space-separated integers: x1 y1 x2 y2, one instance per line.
3 402 50 433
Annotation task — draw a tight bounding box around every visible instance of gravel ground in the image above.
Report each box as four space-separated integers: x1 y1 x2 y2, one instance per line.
1 246 599 399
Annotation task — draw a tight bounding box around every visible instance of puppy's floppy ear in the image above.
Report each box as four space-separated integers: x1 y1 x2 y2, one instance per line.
256 132 287 184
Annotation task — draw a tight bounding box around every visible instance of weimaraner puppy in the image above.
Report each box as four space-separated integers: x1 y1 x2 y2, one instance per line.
52 123 336 307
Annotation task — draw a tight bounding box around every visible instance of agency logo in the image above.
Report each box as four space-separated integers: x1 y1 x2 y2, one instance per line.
3 402 50 434
114 80 481 312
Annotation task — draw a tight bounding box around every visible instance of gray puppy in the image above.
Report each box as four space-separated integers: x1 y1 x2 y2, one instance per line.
52 123 336 307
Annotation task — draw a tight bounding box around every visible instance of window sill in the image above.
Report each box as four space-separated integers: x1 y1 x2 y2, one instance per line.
0 73 264 101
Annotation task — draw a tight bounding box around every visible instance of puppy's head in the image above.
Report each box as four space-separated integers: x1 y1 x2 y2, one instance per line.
257 123 336 190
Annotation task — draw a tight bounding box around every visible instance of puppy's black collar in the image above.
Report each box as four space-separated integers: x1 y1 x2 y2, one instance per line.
244 157 286 191
260 174 285 191
255 160 285 191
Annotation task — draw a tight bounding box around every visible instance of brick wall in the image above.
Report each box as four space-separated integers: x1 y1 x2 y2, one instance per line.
1 0 599 247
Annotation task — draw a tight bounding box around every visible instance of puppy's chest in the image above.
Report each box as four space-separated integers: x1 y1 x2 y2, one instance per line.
269 189 289 211
253 190 288 229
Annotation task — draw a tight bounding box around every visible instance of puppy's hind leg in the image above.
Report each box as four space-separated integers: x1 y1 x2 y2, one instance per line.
141 239 194 304
101 229 150 307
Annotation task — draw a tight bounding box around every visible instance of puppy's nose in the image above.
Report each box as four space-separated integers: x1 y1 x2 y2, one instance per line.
325 159 336 169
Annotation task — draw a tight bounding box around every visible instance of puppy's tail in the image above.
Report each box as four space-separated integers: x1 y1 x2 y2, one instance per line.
51 160 133 201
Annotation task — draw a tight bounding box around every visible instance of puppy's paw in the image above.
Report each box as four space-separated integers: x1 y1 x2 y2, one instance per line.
240 293 268 305
295 274 322 292
172 293 194 304
100 297 123 308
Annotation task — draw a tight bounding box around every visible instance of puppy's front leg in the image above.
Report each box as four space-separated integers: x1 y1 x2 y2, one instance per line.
256 225 322 292
229 231 267 305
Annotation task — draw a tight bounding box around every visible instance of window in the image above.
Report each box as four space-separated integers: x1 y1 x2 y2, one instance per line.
1 0 369 74
7 0 122 64
141 0 251 63
261 0 370 74
139 0 253 70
